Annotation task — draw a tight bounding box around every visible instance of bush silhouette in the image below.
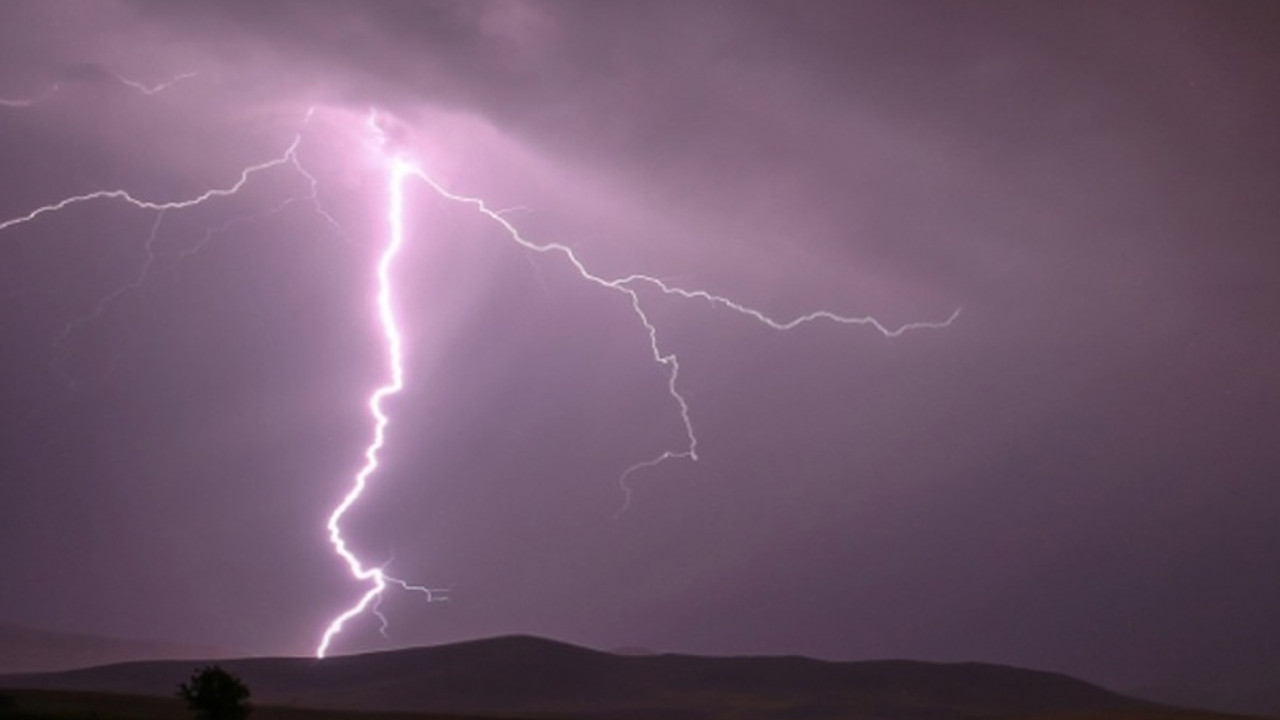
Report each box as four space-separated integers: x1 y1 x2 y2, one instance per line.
177 666 251 720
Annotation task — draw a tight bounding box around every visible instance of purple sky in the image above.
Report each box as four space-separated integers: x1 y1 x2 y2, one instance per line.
2 0 1278 699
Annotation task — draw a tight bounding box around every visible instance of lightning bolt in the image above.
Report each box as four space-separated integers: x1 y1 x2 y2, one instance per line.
313 112 959 656
0 112 344 419
1 86 958 660
315 156 445 659
391 170 963 517
0 136 307 234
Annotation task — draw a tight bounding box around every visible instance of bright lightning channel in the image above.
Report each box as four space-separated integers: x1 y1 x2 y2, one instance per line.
313 113 960 656
315 157 444 659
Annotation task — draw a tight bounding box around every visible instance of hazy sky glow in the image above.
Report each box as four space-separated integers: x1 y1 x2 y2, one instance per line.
1 0 1278 701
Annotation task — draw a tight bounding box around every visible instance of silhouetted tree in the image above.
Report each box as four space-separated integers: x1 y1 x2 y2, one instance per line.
177 666 251 720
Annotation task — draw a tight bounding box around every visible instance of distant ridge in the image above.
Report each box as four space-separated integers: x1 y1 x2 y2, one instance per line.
0 622 237 675
0 634 1157 720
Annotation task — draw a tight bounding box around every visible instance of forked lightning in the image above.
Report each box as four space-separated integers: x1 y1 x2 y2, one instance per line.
0 92 957 660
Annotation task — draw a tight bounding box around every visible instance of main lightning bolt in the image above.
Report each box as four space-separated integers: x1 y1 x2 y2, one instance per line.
315 156 444 658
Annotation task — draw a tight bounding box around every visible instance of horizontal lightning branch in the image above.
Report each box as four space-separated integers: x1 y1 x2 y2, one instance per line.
389 148 962 515
0 137 306 234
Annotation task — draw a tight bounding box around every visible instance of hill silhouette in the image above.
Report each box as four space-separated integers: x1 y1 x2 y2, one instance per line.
0 634 1157 720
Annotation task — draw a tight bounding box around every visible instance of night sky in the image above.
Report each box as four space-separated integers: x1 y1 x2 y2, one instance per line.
2 0 1279 700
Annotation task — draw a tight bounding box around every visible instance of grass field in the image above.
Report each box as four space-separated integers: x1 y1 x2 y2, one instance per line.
0 689 549 720
0 687 1268 720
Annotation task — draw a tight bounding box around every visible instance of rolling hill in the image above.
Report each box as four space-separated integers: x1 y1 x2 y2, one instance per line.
0 634 1162 720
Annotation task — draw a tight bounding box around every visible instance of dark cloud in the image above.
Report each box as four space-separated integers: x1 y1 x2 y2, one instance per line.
1 1 1278 709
